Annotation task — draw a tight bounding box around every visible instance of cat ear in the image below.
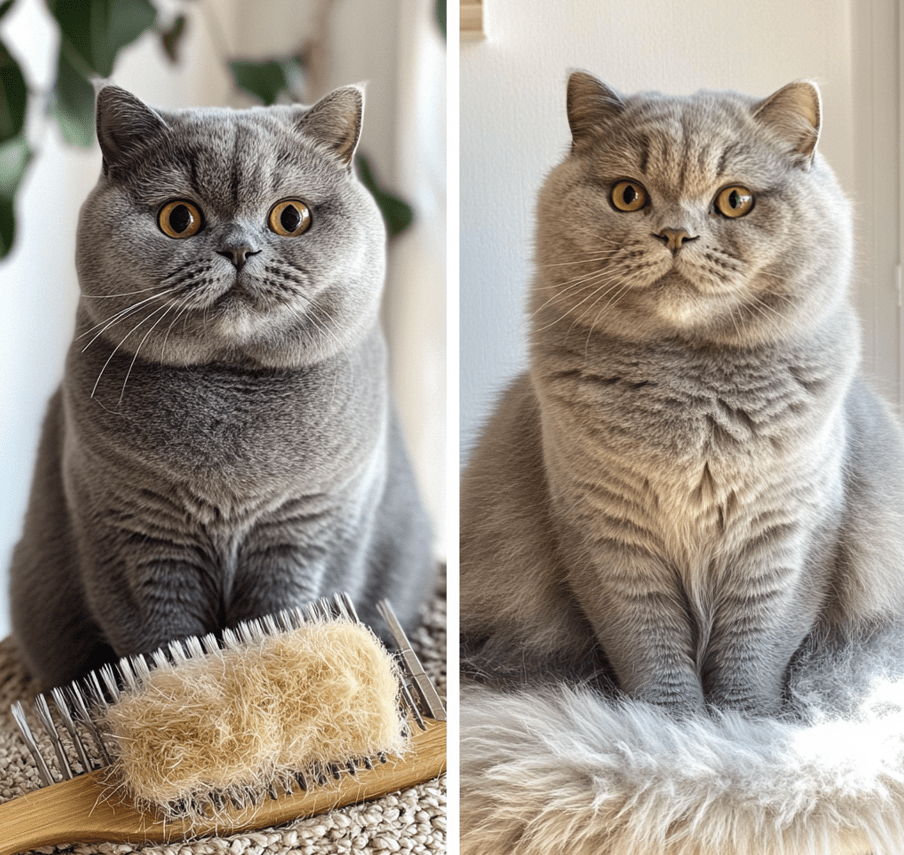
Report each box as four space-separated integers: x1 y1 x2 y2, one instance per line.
753 81 821 170
294 85 364 168
95 84 169 172
567 72 625 151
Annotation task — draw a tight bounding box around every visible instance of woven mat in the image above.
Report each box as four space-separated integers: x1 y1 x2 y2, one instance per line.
0 584 446 855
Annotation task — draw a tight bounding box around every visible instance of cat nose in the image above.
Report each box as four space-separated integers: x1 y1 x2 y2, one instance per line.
216 246 261 269
654 228 698 253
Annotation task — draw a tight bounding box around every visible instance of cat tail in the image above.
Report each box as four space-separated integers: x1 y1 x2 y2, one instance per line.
460 670 904 855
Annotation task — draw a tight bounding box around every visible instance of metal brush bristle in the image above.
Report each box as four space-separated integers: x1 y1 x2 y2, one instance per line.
9 593 443 818
378 599 447 724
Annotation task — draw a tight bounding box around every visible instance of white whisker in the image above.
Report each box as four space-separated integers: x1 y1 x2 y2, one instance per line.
581 280 635 353
160 294 195 357
535 273 632 332
81 284 170 300
79 287 180 349
118 301 181 403
536 248 622 269
531 267 630 319
91 302 173 399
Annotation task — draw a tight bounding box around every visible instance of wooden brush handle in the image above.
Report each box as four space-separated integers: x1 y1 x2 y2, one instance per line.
0 718 445 855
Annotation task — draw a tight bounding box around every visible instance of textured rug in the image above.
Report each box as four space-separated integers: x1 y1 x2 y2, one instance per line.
460 631 904 855
0 584 446 855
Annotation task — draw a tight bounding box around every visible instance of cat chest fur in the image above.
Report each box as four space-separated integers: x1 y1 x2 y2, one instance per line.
67 329 386 491
535 342 850 575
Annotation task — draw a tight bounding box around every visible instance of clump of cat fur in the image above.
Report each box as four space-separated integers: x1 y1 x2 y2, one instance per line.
103 618 406 818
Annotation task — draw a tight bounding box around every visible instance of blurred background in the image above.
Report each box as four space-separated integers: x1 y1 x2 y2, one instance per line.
460 0 902 463
0 0 446 639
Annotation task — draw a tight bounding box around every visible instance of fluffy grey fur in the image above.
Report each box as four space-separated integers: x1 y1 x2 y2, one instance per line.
461 73 904 851
461 632 904 855
10 85 433 690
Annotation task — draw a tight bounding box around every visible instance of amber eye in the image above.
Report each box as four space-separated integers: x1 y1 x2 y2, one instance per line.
610 180 648 212
715 186 754 218
158 200 203 238
268 200 312 236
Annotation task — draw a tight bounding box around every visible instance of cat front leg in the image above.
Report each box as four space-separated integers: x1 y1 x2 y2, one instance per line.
226 548 328 626
79 537 223 660
227 535 405 640
225 493 372 628
703 545 817 716
569 542 706 714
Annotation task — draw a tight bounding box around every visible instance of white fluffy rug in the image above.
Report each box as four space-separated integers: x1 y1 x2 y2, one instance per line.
460 635 904 855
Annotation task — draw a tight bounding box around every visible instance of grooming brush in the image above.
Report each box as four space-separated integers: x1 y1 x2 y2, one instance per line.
0 593 446 855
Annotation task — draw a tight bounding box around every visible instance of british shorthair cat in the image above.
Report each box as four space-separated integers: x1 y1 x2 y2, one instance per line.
460 72 904 717
11 84 434 689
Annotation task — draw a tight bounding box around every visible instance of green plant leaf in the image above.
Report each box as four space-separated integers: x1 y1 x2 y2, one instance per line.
436 0 446 40
51 44 96 147
46 0 157 78
230 60 285 106
160 13 186 63
0 195 14 258
0 132 30 198
0 133 29 256
0 35 27 143
0 0 17 22
229 56 303 106
356 154 413 239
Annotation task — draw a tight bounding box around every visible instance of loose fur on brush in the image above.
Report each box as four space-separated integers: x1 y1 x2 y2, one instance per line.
103 619 405 817
461 72 904 853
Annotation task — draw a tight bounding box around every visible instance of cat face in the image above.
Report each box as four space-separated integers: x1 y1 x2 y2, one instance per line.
532 74 853 347
76 85 385 369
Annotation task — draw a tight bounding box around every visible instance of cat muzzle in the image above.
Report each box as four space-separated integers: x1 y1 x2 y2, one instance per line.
654 227 699 253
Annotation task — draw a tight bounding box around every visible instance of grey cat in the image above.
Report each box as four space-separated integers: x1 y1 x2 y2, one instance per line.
10 84 434 690
460 72 904 716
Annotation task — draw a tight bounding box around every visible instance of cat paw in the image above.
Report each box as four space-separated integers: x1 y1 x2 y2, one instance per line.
707 689 783 718
632 685 707 719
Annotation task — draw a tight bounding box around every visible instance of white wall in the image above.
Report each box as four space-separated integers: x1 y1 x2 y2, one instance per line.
460 0 900 461
0 0 445 642
325 0 447 558
851 0 902 404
